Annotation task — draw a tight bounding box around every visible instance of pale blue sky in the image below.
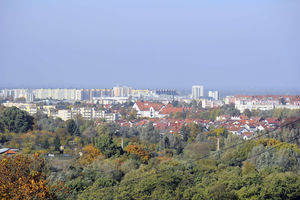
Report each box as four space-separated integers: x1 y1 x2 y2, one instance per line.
0 0 299 92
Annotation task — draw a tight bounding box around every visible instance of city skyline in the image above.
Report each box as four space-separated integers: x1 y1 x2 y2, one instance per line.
0 86 299 96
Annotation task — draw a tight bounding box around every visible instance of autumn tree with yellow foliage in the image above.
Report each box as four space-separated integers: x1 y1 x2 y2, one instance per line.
0 154 58 200
125 144 150 163
79 144 103 165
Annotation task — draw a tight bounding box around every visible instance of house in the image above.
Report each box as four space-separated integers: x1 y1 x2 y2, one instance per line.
257 124 265 131
244 124 257 132
238 127 249 135
264 118 279 125
133 101 165 118
227 126 242 135
242 132 255 140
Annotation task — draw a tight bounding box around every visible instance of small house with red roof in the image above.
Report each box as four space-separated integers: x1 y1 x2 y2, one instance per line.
264 118 280 125
242 132 255 140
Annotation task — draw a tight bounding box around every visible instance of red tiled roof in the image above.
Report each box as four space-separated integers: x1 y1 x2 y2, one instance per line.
159 105 183 115
242 132 254 137
265 118 279 124
227 126 242 131
135 101 164 111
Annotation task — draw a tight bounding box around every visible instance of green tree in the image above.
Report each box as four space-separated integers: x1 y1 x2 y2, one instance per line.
140 123 160 143
94 135 123 158
243 109 252 118
128 109 137 121
260 172 300 199
53 135 61 151
0 121 4 133
0 106 34 133
220 104 240 116
180 125 190 142
41 138 50 149
163 136 170 149
66 119 80 136
188 123 202 142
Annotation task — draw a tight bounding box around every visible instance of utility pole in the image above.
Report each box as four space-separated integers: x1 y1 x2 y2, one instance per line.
217 137 220 151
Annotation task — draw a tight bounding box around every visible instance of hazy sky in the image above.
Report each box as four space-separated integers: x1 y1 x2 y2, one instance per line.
0 0 299 92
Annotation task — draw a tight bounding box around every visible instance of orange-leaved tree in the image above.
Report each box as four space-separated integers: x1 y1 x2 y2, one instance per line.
125 144 150 163
0 154 57 200
79 144 103 165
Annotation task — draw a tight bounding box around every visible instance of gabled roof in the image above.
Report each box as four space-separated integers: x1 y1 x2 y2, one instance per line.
265 118 279 124
227 126 242 132
135 101 164 112
242 131 254 138
250 117 263 122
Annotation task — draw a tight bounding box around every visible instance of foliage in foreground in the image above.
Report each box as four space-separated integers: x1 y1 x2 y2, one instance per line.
0 154 61 200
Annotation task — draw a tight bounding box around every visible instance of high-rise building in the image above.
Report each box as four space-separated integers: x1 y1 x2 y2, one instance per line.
32 89 82 101
192 85 204 99
208 91 219 100
113 86 132 97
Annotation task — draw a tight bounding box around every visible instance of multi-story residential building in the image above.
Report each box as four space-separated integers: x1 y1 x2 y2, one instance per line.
130 89 150 96
234 100 275 112
201 99 224 108
155 89 177 96
113 86 132 97
13 89 28 99
57 109 72 121
93 109 119 122
94 97 130 105
71 107 93 120
32 88 82 101
0 89 35 102
0 89 14 99
81 89 113 101
192 85 204 99
208 91 219 100
25 92 35 102
2 102 38 115
56 107 119 122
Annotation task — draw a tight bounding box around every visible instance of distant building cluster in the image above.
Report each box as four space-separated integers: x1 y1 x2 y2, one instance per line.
225 95 300 112
2 102 119 122
1 86 300 115
0 86 179 103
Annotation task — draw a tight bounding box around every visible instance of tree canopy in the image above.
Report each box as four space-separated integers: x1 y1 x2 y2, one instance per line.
0 106 34 133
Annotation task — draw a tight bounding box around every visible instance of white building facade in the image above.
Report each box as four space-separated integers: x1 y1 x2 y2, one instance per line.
192 85 204 99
